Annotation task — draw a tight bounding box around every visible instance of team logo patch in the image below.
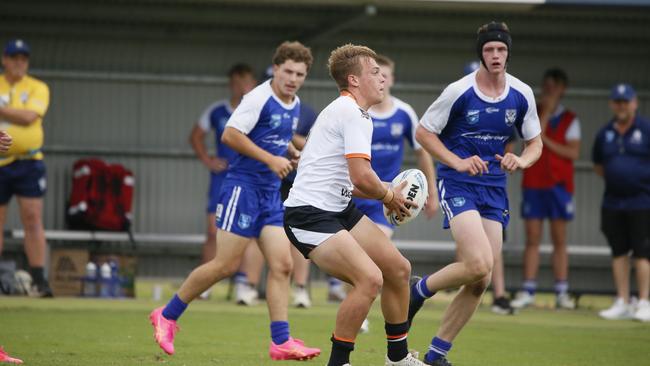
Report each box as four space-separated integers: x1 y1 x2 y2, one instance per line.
391 123 404 137
270 114 282 129
451 197 466 207
20 92 29 104
605 130 615 143
466 110 480 125
238 214 252 229
505 109 517 126
215 204 224 225
292 117 299 131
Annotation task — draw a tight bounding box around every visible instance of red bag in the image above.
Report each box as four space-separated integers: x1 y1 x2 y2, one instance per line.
67 158 134 231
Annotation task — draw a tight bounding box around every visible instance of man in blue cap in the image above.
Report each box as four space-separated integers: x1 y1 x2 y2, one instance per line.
0 38 52 297
593 83 650 322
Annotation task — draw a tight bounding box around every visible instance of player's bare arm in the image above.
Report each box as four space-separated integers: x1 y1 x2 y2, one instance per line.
291 133 307 150
347 157 415 219
414 148 438 219
416 125 489 176
0 106 39 126
189 124 228 172
495 134 543 173
222 126 292 178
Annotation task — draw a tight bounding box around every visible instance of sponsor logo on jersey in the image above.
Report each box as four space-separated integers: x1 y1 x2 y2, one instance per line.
340 187 352 198
451 197 465 207
605 130 615 143
270 114 282 129
461 132 510 143
238 213 252 229
391 123 404 137
486 107 499 114
505 109 517 126
466 110 480 125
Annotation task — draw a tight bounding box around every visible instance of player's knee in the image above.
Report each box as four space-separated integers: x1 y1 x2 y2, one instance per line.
268 257 293 278
466 257 492 282
21 213 43 233
468 276 490 297
359 269 383 299
384 256 411 286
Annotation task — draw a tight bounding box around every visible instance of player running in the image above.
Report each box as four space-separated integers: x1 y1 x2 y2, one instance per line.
149 41 321 361
407 22 542 365
284 43 425 366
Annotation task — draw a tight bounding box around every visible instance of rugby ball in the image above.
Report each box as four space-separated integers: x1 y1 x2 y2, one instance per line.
383 169 428 226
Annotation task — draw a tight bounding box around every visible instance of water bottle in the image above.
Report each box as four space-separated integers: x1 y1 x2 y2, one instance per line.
99 262 112 298
109 260 121 297
83 261 97 297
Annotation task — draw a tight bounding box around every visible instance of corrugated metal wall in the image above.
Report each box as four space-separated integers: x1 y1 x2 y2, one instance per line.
2 1 650 252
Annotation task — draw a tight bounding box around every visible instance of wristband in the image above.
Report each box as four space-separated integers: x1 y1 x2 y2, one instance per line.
381 188 394 204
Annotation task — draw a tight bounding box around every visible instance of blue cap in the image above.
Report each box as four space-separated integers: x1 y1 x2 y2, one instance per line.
463 61 480 75
3 39 30 56
610 83 636 101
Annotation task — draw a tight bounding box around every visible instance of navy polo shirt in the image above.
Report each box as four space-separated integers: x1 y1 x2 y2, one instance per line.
592 116 650 210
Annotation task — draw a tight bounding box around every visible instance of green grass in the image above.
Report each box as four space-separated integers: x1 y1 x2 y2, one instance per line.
1 281 648 366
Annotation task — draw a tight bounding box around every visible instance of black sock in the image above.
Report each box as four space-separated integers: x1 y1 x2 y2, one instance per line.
386 321 409 362
30 267 45 287
328 334 354 366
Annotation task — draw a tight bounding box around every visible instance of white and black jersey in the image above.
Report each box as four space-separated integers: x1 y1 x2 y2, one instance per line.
284 94 374 212
283 93 373 256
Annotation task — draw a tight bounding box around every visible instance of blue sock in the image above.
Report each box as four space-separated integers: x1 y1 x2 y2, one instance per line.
555 280 569 296
424 337 452 363
270 321 290 345
523 280 537 296
411 275 435 302
162 294 188 321
329 277 342 288
234 271 248 285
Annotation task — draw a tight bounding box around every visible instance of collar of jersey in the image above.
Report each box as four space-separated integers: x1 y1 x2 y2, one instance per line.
471 73 511 104
267 79 299 110
369 96 399 120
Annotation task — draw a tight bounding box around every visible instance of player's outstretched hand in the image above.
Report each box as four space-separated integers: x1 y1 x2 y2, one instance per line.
383 180 419 221
267 155 293 179
0 131 12 153
495 153 524 173
456 155 489 176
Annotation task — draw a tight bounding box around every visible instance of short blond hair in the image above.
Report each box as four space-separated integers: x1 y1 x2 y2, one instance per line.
327 44 377 90
272 41 313 71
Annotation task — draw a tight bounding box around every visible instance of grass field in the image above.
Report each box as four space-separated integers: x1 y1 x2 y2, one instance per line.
1 281 649 366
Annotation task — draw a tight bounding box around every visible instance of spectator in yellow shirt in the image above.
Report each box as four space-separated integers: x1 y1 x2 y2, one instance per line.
0 39 51 297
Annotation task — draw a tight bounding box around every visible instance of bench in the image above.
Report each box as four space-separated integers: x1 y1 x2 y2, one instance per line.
3 229 618 304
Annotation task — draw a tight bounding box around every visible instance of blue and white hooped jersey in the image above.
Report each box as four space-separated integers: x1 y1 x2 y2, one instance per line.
197 100 237 164
368 97 421 182
420 71 541 188
225 79 300 190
